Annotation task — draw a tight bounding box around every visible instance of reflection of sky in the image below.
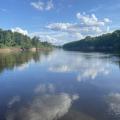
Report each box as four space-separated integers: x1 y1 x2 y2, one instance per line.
13 60 35 72
14 63 30 71
0 50 120 120
8 96 21 108
42 50 112 82
7 84 79 120
107 93 120 117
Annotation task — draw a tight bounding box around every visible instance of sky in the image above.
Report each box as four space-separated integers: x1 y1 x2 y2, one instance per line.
0 0 120 45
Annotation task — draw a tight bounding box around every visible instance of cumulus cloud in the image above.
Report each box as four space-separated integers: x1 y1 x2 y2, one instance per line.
47 13 111 34
104 18 111 23
29 12 111 45
30 31 81 45
31 0 54 11
45 12 111 44
47 23 74 32
31 1 44 11
30 31 60 44
73 32 83 39
46 22 86 33
11 27 28 35
28 12 112 45
76 13 105 26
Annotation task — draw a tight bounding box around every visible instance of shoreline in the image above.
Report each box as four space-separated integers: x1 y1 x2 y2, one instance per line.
0 48 22 53
0 47 52 53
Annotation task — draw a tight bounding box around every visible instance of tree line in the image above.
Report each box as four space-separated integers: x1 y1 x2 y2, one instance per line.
63 30 120 52
0 29 52 49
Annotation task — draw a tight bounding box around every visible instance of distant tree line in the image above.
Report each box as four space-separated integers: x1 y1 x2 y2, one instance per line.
63 30 120 52
0 29 53 49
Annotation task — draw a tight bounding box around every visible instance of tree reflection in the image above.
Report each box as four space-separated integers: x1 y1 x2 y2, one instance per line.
0 51 51 73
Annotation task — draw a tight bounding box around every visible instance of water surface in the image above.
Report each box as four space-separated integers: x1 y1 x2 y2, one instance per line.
0 50 120 120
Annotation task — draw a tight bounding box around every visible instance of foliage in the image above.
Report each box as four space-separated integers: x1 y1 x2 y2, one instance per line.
63 30 120 52
0 29 53 49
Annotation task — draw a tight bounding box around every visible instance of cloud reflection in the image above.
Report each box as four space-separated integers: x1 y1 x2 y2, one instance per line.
7 84 79 120
107 93 120 116
34 84 55 94
14 63 29 71
48 52 111 82
8 96 21 108
77 63 109 82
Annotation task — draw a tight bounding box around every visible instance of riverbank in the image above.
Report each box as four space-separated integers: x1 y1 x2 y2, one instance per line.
0 47 52 53
0 48 22 53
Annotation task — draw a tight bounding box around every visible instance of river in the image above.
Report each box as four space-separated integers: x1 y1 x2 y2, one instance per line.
0 49 120 120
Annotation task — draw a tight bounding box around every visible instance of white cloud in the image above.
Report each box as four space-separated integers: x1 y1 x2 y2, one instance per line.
31 1 44 11
30 12 111 45
30 31 81 45
31 0 54 11
47 23 73 31
76 13 105 26
104 18 111 23
106 26 110 32
45 12 111 44
30 31 59 44
46 0 54 10
46 22 96 33
11 27 28 35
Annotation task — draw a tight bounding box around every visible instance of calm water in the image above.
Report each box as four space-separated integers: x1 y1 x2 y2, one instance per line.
0 50 120 120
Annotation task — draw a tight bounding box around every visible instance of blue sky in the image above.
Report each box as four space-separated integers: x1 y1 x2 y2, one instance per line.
0 0 120 44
